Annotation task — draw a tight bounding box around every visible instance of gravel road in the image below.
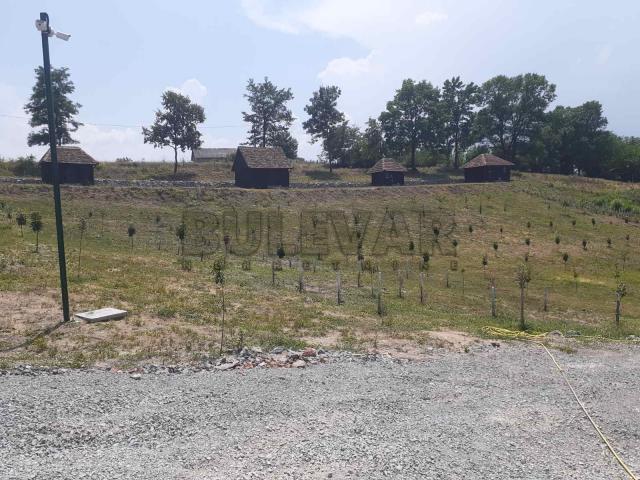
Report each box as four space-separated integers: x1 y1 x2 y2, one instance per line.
1 343 638 479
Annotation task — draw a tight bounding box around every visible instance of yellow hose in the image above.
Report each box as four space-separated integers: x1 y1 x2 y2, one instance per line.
482 326 638 480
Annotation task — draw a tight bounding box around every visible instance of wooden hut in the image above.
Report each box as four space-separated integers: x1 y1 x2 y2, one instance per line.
191 147 236 163
40 146 98 185
232 146 291 188
462 154 514 183
368 158 407 186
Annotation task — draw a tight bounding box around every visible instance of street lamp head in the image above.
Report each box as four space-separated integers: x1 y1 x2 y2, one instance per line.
54 31 71 41
35 14 70 41
35 19 49 33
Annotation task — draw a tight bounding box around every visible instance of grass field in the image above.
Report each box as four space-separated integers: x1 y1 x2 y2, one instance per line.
1 170 639 368
0 157 462 185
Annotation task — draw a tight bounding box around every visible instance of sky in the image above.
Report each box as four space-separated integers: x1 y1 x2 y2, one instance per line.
1 0 639 162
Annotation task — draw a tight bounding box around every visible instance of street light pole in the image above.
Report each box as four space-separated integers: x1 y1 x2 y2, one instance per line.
38 12 70 323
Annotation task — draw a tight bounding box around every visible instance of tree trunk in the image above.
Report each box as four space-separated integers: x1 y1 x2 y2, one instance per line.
491 286 497 318
77 232 83 280
173 146 178 176
410 137 417 172
519 287 525 330
219 287 225 355
615 297 621 326
35 231 39 253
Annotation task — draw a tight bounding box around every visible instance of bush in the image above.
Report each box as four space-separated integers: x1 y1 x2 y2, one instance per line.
11 155 39 177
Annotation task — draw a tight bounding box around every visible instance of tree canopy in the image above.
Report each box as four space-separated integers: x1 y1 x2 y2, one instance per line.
142 90 205 175
242 77 296 158
379 79 440 171
24 66 83 146
475 73 557 162
440 77 479 169
303 85 345 171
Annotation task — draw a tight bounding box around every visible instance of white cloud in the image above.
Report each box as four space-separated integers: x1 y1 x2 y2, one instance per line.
241 0 448 47
166 78 208 105
415 11 448 26
240 0 300 34
318 53 376 80
596 45 612 65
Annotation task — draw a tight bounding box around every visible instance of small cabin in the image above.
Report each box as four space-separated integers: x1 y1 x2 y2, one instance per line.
191 147 236 163
40 146 98 185
232 146 291 188
462 154 514 183
368 158 407 186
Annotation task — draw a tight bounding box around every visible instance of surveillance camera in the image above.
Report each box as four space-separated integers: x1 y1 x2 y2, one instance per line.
54 31 71 41
35 19 48 32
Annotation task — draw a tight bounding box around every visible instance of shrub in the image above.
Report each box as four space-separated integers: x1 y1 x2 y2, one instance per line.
180 257 192 271
11 155 39 177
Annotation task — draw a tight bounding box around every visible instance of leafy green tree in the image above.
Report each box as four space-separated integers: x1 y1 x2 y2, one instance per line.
440 77 479 169
127 224 136 250
475 73 556 164
16 213 26 237
30 212 43 252
142 91 205 176
175 222 186 256
24 66 82 146
242 77 294 154
379 79 440 171
537 101 608 175
359 118 385 166
270 129 298 159
323 121 362 168
303 85 345 171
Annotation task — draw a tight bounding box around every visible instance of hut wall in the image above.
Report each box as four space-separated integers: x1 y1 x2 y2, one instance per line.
464 166 511 183
234 163 289 188
371 171 405 186
41 163 95 185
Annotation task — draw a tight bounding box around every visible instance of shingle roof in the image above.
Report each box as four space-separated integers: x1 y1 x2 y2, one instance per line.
192 148 236 160
40 146 98 165
367 158 407 174
462 154 514 169
233 146 291 170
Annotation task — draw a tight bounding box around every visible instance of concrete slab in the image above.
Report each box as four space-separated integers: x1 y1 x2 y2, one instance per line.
75 308 127 323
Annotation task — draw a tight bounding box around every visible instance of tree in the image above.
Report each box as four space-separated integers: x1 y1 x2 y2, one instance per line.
16 213 26 237
615 283 627 326
475 74 556 164
270 129 298 159
24 67 83 146
440 77 479 169
537 101 608 174
30 212 43 253
175 222 186 256
323 121 362 168
359 118 385 167
303 85 345 171
77 218 87 280
242 77 295 155
127 224 136 250
379 79 440 171
515 263 531 330
212 257 226 354
142 91 205 175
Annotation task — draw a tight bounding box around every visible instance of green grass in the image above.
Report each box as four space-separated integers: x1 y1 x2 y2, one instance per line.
0 171 639 367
